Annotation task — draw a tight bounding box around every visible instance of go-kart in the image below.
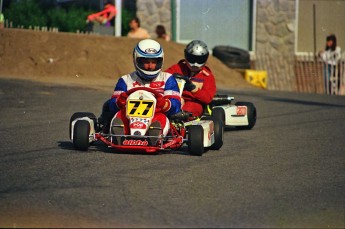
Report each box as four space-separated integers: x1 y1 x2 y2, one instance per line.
207 94 256 130
69 87 224 156
174 74 257 130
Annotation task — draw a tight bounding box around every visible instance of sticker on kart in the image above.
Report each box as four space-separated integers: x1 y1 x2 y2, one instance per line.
236 106 247 116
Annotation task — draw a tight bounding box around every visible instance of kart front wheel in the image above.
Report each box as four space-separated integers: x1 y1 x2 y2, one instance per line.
69 112 97 139
235 102 256 130
188 125 204 156
209 118 224 150
73 120 90 151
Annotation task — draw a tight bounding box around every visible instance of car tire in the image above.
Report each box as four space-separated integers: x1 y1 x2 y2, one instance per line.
212 46 251 69
69 112 96 139
235 102 257 130
200 116 224 150
211 107 226 126
73 120 90 151
188 125 204 156
209 118 224 150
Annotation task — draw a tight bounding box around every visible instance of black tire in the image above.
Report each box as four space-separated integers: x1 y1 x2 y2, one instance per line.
73 120 90 151
211 107 226 125
213 46 251 69
188 125 204 156
235 102 257 130
69 112 96 139
201 116 224 150
209 118 224 150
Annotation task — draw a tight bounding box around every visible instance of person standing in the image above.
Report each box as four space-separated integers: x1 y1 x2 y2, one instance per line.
155 25 170 41
85 0 117 32
319 34 342 94
127 17 150 39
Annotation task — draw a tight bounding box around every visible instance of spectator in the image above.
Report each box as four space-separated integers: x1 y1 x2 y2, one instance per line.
85 0 116 32
165 40 216 118
155 25 170 41
127 17 150 39
319 34 342 94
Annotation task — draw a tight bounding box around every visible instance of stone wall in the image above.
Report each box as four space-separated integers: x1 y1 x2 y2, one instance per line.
256 0 296 56
255 0 297 91
136 0 171 39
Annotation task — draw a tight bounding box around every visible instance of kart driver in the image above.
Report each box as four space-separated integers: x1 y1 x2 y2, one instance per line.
165 40 216 117
101 39 181 143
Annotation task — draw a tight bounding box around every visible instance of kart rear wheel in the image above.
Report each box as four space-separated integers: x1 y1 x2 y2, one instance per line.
235 102 256 130
188 125 204 156
73 120 90 151
211 107 226 126
69 112 97 139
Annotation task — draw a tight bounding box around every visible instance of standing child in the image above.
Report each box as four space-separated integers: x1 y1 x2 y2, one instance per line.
319 34 342 94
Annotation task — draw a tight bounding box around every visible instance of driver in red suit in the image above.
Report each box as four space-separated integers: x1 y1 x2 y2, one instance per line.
165 40 216 117
101 39 181 143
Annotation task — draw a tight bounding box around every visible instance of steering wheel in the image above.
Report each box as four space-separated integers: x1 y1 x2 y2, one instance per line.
125 87 163 98
124 87 165 112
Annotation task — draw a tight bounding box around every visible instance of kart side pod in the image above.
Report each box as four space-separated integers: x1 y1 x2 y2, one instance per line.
185 119 215 147
70 117 96 142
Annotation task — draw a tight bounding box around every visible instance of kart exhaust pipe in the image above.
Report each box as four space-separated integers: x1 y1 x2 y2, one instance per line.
211 94 233 106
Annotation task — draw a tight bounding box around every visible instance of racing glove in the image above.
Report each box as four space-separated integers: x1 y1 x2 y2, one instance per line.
173 73 196 92
156 94 170 113
184 80 196 92
116 92 128 109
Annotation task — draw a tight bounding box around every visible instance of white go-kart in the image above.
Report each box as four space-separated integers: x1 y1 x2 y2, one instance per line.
174 74 257 130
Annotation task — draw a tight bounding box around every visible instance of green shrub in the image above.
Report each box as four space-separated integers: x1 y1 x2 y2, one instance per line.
47 7 92 32
3 0 136 35
4 0 47 28
121 8 135 36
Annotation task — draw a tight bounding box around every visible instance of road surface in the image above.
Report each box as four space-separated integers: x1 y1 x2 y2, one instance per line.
0 78 344 228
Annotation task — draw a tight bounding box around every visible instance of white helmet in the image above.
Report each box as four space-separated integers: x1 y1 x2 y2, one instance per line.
133 39 164 81
184 40 209 71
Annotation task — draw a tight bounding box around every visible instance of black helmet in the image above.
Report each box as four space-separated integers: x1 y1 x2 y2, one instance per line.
184 40 209 71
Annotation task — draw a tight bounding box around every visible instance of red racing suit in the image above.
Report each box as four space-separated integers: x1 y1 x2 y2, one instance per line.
165 59 216 117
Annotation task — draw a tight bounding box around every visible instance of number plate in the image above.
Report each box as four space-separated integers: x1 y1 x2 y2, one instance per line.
126 99 154 118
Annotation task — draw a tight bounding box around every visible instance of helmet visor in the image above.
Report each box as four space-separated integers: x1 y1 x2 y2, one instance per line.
136 57 163 71
185 52 209 65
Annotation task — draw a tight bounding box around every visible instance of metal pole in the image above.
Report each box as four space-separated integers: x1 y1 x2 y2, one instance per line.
313 4 316 60
115 0 121 36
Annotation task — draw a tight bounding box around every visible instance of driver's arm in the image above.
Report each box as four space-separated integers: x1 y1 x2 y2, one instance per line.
109 77 127 112
163 76 182 116
190 71 216 105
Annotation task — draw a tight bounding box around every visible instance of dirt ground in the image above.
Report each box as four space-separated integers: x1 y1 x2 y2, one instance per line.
0 28 254 92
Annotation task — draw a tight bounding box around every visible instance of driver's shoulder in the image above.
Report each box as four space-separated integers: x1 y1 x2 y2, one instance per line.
160 71 176 80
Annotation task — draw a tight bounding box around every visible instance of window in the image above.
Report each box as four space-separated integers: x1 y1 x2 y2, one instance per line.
174 0 254 51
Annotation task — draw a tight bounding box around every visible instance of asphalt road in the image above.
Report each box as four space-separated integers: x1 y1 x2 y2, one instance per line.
0 78 344 228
